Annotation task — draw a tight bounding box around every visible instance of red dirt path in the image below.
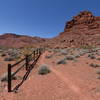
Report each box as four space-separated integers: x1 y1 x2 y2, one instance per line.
0 51 100 100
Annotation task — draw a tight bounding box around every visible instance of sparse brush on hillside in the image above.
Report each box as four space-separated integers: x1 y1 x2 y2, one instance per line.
80 45 95 49
74 54 80 58
57 58 67 65
60 49 68 55
1 53 7 57
88 54 96 59
65 56 75 60
45 55 52 59
97 58 100 60
22 47 33 56
89 63 100 68
4 57 15 61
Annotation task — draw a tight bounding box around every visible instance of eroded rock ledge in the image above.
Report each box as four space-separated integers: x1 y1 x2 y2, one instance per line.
64 11 100 31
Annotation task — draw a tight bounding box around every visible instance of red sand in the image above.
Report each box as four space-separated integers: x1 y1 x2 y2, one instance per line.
0 51 100 100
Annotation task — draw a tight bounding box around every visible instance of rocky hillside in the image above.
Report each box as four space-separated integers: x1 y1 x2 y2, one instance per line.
0 33 46 48
47 11 100 48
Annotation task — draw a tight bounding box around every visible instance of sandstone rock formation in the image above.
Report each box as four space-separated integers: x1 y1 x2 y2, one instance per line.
64 11 100 31
46 11 100 48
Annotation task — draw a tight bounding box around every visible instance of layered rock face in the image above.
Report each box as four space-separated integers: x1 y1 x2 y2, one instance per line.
47 11 100 48
64 11 100 31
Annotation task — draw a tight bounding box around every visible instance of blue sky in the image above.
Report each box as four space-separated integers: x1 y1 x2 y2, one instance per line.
0 0 99 38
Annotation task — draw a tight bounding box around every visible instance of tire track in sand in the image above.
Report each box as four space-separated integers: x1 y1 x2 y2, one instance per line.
38 51 94 100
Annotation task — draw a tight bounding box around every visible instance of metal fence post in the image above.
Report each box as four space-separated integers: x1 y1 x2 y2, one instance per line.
8 64 12 92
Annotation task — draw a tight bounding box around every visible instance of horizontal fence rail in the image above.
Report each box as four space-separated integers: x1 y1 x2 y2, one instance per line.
7 48 44 92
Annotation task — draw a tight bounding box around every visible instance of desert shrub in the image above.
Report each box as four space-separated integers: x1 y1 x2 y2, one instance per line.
22 47 33 56
96 52 100 56
0 72 17 82
73 59 79 62
80 45 95 49
60 49 68 55
1 53 6 57
0 49 3 53
97 58 100 60
38 65 51 75
79 51 87 56
89 63 100 68
15 56 21 60
57 59 66 65
97 76 100 79
8 51 17 57
74 54 80 58
45 55 52 59
96 70 100 74
47 49 53 53
65 56 75 60
88 54 96 59
4 57 15 61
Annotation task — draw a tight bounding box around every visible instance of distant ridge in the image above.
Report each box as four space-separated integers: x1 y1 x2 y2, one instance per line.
0 33 46 48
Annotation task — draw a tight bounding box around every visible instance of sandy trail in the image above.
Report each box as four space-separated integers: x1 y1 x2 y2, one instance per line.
39 51 95 100
0 51 98 100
